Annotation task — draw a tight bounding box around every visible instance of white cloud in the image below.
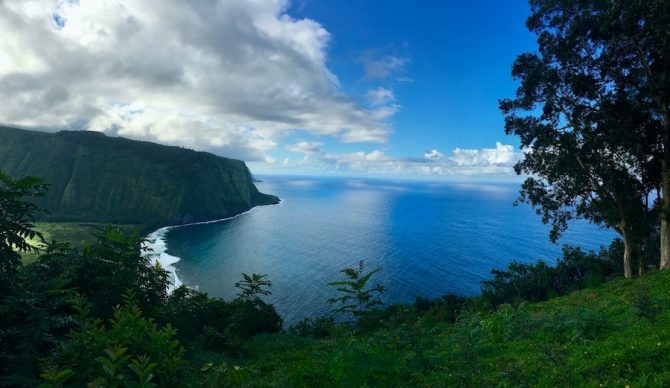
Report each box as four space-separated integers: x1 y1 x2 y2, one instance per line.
424 149 444 161
0 0 394 161
450 142 517 166
362 52 408 80
366 87 395 106
270 142 522 177
286 140 322 154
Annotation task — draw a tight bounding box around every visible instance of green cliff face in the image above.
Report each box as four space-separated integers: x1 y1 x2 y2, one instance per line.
0 126 279 230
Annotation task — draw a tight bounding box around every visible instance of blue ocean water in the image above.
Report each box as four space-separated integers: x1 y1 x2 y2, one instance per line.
164 176 616 325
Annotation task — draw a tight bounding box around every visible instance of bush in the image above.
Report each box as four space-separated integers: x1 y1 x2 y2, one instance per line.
482 244 622 308
46 294 186 387
36 227 170 320
418 293 469 324
328 260 385 322
289 316 336 338
159 285 282 353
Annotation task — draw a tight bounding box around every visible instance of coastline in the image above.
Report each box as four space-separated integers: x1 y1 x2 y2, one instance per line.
141 201 282 293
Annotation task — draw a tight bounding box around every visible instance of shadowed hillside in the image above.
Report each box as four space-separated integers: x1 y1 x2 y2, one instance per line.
0 126 278 230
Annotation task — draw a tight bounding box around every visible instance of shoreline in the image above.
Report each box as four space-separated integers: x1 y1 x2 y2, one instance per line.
141 201 282 293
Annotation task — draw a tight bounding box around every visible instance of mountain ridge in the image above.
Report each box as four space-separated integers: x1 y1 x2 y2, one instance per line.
0 126 279 231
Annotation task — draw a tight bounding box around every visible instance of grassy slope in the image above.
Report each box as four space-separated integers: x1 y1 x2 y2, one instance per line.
236 270 670 386
22 222 138 264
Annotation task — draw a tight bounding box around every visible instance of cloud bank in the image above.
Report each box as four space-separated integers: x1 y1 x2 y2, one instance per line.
0 0 393 160
282 141 522 177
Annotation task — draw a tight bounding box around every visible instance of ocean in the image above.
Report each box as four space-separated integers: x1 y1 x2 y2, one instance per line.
146 175 616 325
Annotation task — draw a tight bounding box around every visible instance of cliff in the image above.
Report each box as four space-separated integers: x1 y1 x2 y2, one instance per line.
0 126 279 230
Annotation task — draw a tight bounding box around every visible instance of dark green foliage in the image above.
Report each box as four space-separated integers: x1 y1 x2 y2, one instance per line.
499 0 660 277
0 170 289 386
158 286 282 354
482 244 622 307
0 268 75 387
0 172 47 274
0 126 278 231
0 172 70 387
228 299 283 338
234 273 272 301
415 293 469 324
49 295 186 387
36 227 170 319
289 316 336 338
242 269 670 386
328 260 386 320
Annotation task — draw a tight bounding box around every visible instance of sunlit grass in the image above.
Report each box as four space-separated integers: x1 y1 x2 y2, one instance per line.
21 222 139 264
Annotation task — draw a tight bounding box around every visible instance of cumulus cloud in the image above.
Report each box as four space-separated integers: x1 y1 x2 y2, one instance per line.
0 0 394 161
424 149 444 161
286 140 322 154
278 142 522 176
450 142 517 166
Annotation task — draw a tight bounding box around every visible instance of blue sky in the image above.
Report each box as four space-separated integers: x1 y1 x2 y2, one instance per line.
0 0 538 179
290 0 536 153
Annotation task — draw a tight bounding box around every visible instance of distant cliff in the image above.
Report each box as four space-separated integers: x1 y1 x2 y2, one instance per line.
0 126 279 230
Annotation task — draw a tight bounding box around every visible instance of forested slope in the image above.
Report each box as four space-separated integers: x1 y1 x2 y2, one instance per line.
0 126 278 230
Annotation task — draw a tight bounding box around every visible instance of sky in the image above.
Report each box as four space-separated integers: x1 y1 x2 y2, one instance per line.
0 0 538 180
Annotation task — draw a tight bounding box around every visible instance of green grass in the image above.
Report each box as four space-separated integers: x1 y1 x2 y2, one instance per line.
224 270 670 386
22 222 139 264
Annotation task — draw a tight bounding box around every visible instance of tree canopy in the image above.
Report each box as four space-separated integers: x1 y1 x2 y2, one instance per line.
501 0 670 277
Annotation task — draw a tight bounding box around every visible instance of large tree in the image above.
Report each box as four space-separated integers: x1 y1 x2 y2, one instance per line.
501 0 660 277
596 0 670 268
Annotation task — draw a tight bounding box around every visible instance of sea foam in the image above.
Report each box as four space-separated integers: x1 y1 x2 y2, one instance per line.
142 227 183 292
141 204 278 293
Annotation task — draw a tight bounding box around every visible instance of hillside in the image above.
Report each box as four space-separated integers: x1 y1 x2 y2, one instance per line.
238 270 670 386
0 126 278 230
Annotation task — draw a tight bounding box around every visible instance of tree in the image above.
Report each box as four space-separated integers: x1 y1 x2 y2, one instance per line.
0 172 47 275
591 0 670 269
500 0 660 277
39 227 171 319
328 260 385 319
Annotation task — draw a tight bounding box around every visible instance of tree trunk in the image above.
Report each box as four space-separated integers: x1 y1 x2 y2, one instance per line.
660 111 670 269
621 226 634 279
661 160 670 269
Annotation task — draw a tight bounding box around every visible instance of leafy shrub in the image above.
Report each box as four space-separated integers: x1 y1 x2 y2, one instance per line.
289 316 336 338
159 285 282 354
235 273 272 300
0 268 74 387
482 244 622 307
328 260 385 321
417 293 469 324
47 294 186 387
37 227 170 320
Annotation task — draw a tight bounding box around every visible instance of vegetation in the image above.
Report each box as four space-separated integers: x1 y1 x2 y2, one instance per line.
3 0 670 385
328 260 385 321
0 172 47 274
245 268 670 386
0 173 282 386
21 222 138 264
500 0 670 278
0 126 278 231
7 167 670 386
235 273 273 301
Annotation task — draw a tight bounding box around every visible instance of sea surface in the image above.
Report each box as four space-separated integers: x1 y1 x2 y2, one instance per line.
151 176 616 325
